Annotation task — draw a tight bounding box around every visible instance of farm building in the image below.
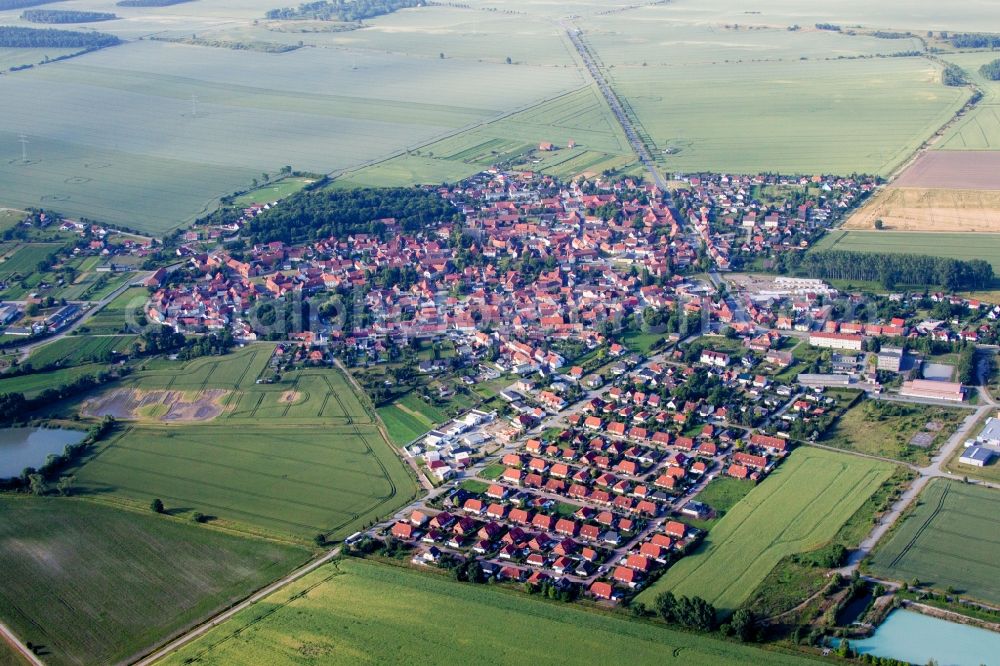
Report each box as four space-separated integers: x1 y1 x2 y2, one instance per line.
959 446 994 467
797 373 852 387
900 379 965 403
977 417 1000 447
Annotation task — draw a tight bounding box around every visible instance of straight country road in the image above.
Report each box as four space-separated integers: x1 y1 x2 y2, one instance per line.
133 547 342 665
562 22 666 191
0 620 43 666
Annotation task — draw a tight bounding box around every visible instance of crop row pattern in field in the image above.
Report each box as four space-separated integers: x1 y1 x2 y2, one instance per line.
160 557 819 666
869 479 1000 605
637 447 894 612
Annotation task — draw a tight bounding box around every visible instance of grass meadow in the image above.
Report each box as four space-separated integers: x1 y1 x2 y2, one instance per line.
605 57 967 177
813 230 1000 272
820 398 968 465
230 177 314 206
0 496 307 666
161 558 822 666
0 363 109 399
637 447 894 612
64 346 418 542
868 480 1000 605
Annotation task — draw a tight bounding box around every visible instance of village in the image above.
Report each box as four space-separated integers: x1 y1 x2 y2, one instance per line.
61 164 997 610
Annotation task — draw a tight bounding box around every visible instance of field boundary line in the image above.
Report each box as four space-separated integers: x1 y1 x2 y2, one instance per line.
0 619 42 666
132 549 342 666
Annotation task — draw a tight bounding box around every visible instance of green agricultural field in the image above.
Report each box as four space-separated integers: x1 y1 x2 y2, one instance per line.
336 86 635 187
161 558 822 666
72 423 413 542
686 476 755 530
605 57 967 176
578 14 925 67
0 496 307 666
0 47 79 73
814 230 1000 272
638 447 895 613
938 52 1000 150
79 286 147 334
376 390 449 444
0 243 60 279
0 209 25 233
65 346 418 542
0 641 25 666
0 39 580 235
230 177 314 206
29 335 137 368
377 403 432 445
0 363 109 399
820 398 968 465
869 480 1000 605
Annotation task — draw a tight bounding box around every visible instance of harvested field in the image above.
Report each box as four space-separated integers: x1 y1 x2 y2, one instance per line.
81 388 229 422
893 151 1000 190
843 187 1000 232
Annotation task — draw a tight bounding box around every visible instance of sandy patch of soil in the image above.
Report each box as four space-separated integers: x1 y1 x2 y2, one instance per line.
82 388 229 423
278 390 302 404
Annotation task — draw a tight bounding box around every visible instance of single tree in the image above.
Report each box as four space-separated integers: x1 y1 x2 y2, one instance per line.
150 498 164 513
730 608 757 641
56 475 75 497
28 473 46 496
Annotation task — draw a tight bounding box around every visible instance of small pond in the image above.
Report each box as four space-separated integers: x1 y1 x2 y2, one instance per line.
846 609 1000 666
0 427 86 478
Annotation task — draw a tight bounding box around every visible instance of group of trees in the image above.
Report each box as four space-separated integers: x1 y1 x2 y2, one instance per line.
21 9 118 23
0 26 120 49
0 0 62 9
244 186 459 245
796 250 993 291
980 58 1000 81
957 344 979 385
949 33 1000 49
265 0 422 21
650 591 719 633
942 63 968 87
116 0 192 7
